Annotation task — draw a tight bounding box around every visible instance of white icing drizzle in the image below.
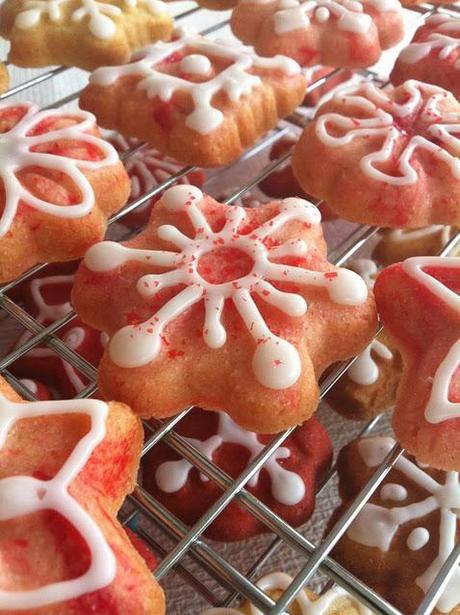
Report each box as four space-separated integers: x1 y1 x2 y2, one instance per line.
155 411 305 505
272 0 373 35
15 274 91 395
0 102 119 238
384 226 451 246
89 30 301 135
202 572 371 615
351 437 460 613
15 0 169 38
403 256 460 424
0 394 115 609
347 340 393 386
84 186 368 389
108 133 199 216
316 80 460 186
398 14 460 68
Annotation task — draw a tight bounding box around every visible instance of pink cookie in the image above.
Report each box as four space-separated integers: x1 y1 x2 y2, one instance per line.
391 14 460 99
230 0 404 68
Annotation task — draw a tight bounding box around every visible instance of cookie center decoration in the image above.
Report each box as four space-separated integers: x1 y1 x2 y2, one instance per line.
315 80 460 186
89 30 301 135
398 15 460 67
403 256 460 424
0 102 118 238
155 411 305 505
15 0 169 39
350 437 460 613
197 247 254 284
84 185 368 390
0 395 115 609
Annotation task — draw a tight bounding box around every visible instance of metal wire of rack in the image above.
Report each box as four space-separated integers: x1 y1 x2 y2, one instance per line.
1 2 460 613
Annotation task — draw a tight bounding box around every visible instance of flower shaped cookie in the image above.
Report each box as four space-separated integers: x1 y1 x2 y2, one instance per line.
230 0 404 68
332 437 460 613
391 14 460 99
0 376 164 613
0 102 130 283
375 256 460 470
292 80 460 228
72 185 376 433
0 0 173 70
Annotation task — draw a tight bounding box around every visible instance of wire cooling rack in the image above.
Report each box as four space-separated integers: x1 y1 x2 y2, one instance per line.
1 3 460 613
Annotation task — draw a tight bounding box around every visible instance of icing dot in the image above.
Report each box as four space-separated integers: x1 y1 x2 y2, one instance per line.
407 527 430 551
180 54 212 76
162 185 204 212
315 6 330 21
381 483 408 502
252 336 301 390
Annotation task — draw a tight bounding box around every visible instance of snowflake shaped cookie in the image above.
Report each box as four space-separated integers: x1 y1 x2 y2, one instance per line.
72 185 376 433
11 268 106 397
80 30 306 167
0 102 130 283
292 80 460 228
0 0 173 71
375 256 460 470
391 14 460 99
0 377 164 613
143 408 331 540
334 437 460 614
230 0 404 68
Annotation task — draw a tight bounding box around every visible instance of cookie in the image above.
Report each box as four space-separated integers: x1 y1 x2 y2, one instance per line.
0 376 165 613
0 0 173 71
230 0 404 68
0 102 130 283
391 15 460 98
72 185 376 433
10 266 106 398
331 436 460 614
142 408 332 541
108 133 205 227
258 133 337 221
326 258 402 420
292 80 460 228
79 30 306 167
374 256 460 470
202 572 369 614
373 226 459 266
